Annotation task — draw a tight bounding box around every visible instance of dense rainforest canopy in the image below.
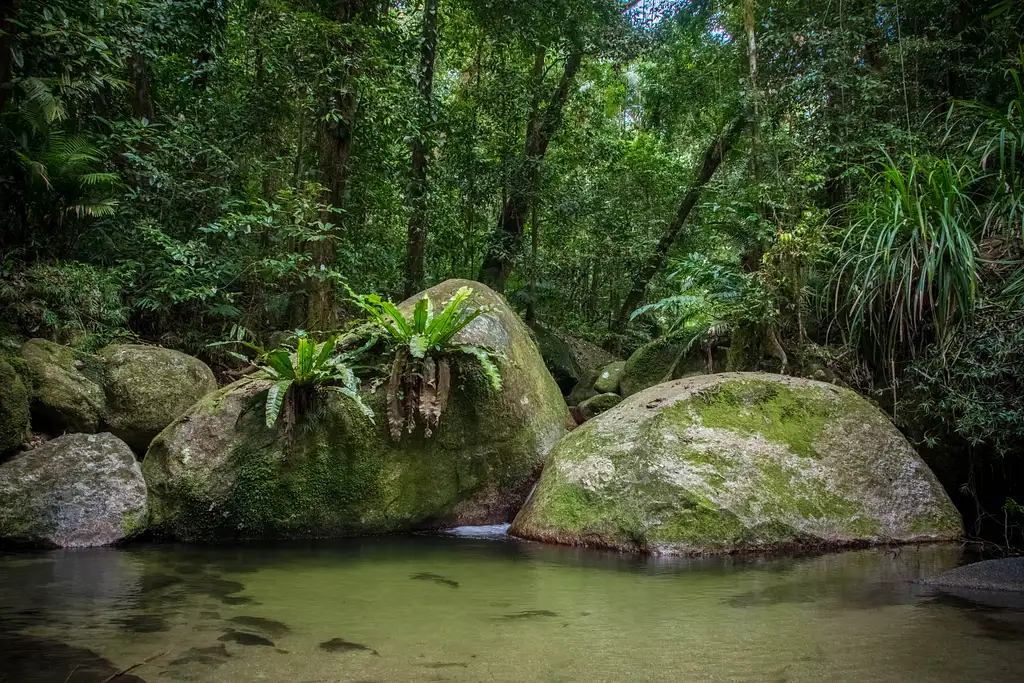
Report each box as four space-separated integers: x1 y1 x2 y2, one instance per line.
1 0 1022 543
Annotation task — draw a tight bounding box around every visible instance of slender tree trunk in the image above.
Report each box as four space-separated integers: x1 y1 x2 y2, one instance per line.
478 49 583 292
525 199 539 326
0 1 21 116
404 0 440 297
743 0 759 181
614 115 747 330
130 52 155 121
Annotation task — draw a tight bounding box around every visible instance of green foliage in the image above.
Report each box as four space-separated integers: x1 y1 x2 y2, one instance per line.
214 329 372 432
349 285 500 439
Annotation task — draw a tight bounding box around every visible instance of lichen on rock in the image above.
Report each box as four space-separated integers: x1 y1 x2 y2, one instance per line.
0 432 148 547
511 372 963 554
99 344 218 453
142 280 572 541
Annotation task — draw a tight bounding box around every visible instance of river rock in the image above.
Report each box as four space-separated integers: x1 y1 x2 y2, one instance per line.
99 344 218 452
0 432 149 547
922 558 1024 593
533 324 618 393
0 357 30 455
620 337 726 397
511 373 963 554
577 393 622 422
592 361 626 394
19 338 106 434
143 279 571 541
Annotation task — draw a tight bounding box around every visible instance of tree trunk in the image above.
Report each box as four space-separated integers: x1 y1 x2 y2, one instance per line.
0 1 21 116
525 199 539 326
614 115 747 330
130 52 155 121
307 0 379 330
404 0 440 297
478 49 583 292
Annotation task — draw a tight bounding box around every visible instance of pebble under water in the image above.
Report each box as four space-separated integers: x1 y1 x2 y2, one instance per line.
1 535 1023 683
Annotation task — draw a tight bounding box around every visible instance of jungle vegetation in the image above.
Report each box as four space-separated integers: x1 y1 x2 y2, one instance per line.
1 0 1021 543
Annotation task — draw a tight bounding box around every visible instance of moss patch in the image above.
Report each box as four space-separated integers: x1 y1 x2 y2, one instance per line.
0 357 31 455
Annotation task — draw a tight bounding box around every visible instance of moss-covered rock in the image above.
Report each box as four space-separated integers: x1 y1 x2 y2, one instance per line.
0 432 148 547
142 279 572 541
620 337 726 397
0 357 30 455
99 344 218 453
577 392 622 422
511 373 963 554
533 324 618 394
19 338 105 434
592 361 626 394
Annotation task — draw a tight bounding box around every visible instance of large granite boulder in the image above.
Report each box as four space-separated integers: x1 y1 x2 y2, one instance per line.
19 338 105 434
511 373 963 554
0 433 148 547
99 344 218 452
620 337 726 397
0 357 30 455
142 279 572 541
922 558 1024 593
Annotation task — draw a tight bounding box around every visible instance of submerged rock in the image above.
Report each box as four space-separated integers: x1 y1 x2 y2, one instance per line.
319 637 379 655
0 357 30 455
922 558 1024 593
511 373 963 554
99 344 217 453
218 630 274 647
19 338 106 434
0 432 149 547
143 279 571 541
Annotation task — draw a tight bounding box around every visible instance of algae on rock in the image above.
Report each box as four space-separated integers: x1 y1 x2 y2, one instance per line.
143 280 571 541
19 338 106 434
511 372 963 554
100 344 218 453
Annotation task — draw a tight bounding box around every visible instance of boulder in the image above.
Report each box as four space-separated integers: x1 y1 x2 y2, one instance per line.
566 369 601 407
19 338 105 434
99 344 218 453
511 373 963 554
0 432 148 547
620 337 725 397
0 357 30 455
577 392 622 422
592 361 626 394
142 279 572 541
533 324 618 393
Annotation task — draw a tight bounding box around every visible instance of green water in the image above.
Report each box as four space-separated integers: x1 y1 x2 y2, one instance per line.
2 531 1022 683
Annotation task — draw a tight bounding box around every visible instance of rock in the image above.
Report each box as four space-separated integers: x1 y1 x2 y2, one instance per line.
592 361 626 394
0 357 30 455
921 558 1024 593
0 432 149 547
577 393 622 422
19 338 105 434
142 279 571 541
511 373 963 554
99 344 218 453
533 325 618 394
619 337 726 397
566 369 601 407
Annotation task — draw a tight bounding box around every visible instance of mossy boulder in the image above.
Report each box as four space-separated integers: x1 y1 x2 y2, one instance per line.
511 373 963 554
0 432 148 547
142 279 572 541
592 361 626 394
19 338 106 434
99 344 218 453
0 357 31 455
577 392 622 422
620 337 727 397
533 324 618 394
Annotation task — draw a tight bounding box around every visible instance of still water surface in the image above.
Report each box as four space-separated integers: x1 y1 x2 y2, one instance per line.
1 531 1022 683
